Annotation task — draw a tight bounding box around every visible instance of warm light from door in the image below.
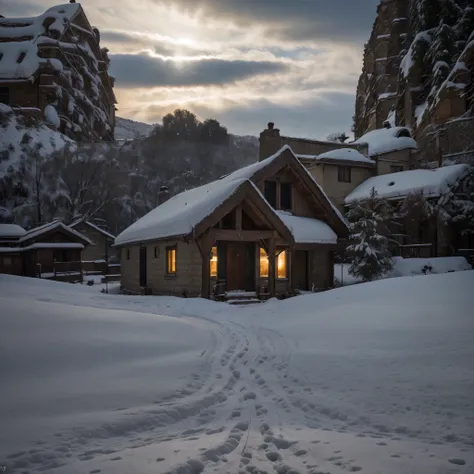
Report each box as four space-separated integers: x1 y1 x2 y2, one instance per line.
210 246 218 277
259 247 269 277
277 250 287 279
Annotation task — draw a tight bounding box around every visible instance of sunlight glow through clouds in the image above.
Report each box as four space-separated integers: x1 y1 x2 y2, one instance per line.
5 0 380 138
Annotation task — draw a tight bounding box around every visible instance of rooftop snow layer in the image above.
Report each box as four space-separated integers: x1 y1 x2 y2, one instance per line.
0 224 26 238
115 178 248 246
0 3 80 40
276 211 337 244
297 148 374 165
353 127 417 156
345 164 470 204
20 221 93 245
115 147 292 246
115 145 346 246
70 220 116 240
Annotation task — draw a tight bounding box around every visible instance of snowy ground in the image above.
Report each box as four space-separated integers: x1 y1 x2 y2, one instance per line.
334 256 472 286
1 272 473 474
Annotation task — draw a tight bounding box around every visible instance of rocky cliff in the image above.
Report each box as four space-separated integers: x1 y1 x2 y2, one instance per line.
354 0 474 163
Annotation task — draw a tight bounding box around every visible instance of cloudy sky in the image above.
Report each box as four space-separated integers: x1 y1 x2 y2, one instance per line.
5 0 380 138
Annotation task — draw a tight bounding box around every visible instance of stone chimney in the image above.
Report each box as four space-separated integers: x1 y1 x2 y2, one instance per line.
259 122 281 161
158 185 170 205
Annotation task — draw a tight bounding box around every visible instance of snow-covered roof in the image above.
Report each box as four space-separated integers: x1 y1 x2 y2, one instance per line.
353 127 417 156
20 221 93 245
0 242 84 253
276 211 337 244
345 164 470 204
116 178 249 246
297 148 374 165
115 147 291 246
116 145 347 246
70 220 115 240
0 224 27 238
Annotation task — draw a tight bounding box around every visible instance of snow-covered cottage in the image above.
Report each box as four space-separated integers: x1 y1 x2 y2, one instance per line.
115 146 348 299
345 164 472 258
0 220 92 277
70 219 116 262
0 3 116 141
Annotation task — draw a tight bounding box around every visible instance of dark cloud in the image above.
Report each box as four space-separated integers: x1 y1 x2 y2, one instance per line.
135 92 355 139
109 53 288 87
159 0 380 43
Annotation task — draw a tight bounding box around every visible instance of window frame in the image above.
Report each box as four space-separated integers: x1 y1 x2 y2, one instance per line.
390 165 404 173
280 182 292 211
264 180 277 208
338 166 351 183
154 246 159 259
166 245 177 275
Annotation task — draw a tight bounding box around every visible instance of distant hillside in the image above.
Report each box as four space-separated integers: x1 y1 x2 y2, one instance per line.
0 106 259 232
115 117 156 140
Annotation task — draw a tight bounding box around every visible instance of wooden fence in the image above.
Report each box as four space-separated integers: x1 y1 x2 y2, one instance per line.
39 261 121 284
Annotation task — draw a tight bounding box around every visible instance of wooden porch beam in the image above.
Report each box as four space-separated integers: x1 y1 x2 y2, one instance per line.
214 229 275 241
197 229 215 299
235 205 242 231
268 236 276 297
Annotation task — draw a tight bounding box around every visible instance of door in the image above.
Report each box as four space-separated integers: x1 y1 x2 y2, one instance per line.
226 243 255 291
139 246 147 288
293 250 309 291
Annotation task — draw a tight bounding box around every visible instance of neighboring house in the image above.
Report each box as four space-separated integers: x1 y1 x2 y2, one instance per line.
0 220 92 276
0 223 26 275
115 146 348 299
352 126 418 174
296 148 375 212
345 164 471 257
70 220 116 262
0 2 116 141
259 123 417 212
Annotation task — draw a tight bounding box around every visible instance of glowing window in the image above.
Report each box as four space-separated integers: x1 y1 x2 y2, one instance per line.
166 246 176 274
210 246 218 277
259 247 269 278
277 250 287 279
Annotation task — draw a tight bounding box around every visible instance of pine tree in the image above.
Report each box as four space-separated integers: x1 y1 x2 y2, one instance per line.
440 169 474 240
346 188 393 282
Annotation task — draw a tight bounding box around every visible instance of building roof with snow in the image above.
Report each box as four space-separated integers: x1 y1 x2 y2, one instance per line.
20 220 93 246
352 127 417 156
345 164 470 204
0 223 27 238
296 148 375 166
70 220 116 240
276 211 337 244
115 146 347 247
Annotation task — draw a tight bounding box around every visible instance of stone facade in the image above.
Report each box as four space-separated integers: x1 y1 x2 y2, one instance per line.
0 4 116 141
354 0 473 163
